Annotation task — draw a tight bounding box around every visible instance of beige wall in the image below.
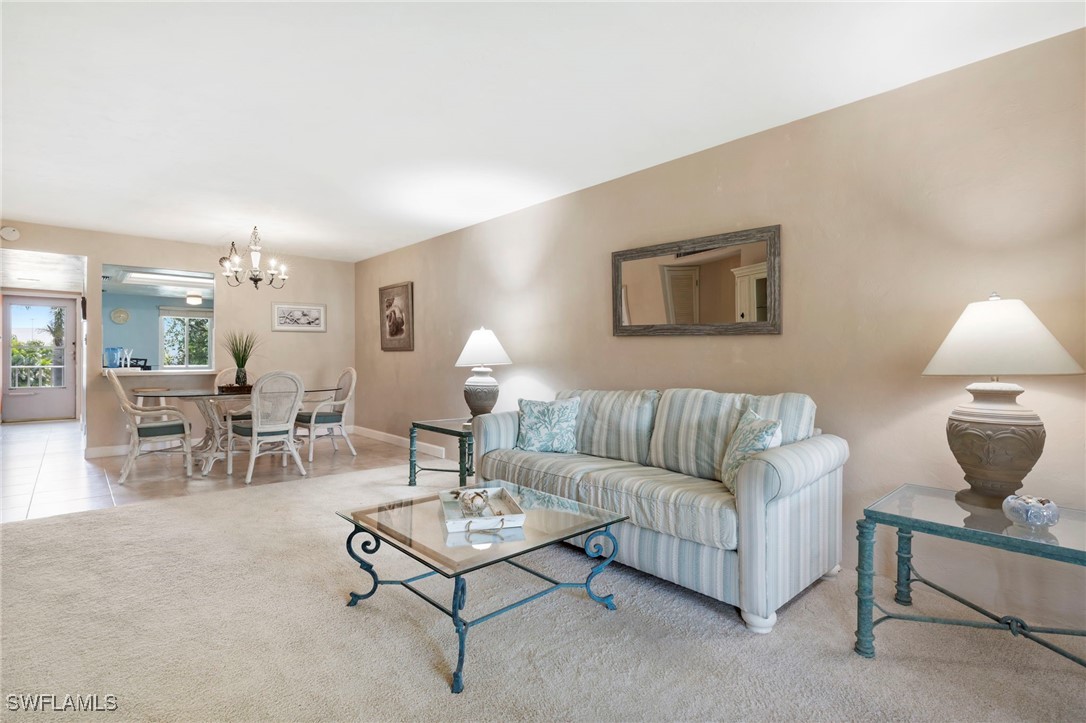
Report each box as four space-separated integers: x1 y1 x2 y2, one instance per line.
354 32 1085 624
0 222 356 451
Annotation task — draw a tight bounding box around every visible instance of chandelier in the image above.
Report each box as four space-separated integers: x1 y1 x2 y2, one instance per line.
218 226 289 289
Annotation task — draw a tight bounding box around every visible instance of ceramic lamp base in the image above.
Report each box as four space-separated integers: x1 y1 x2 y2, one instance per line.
946 381 1046 508
463 367 499 418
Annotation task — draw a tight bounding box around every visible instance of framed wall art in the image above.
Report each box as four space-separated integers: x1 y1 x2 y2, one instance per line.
272 302 327 332
379 281 414 351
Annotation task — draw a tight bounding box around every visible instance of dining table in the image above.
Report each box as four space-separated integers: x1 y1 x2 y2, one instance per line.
132 386 340 476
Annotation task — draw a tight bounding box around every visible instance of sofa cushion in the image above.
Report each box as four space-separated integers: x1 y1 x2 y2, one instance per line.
746 393 817 445
479 449 633 501
555 389 660 465
648 389 816 481
577 464 738 551
720 408 783 493
516 397 580 453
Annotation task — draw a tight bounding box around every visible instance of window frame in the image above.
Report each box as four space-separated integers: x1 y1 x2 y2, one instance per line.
159 306 214 369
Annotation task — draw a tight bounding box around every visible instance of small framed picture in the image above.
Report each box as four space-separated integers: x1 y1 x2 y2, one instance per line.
379 281 414 351
272 302 327 332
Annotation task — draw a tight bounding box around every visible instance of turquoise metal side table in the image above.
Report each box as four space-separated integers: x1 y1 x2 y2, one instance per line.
408 418 474 487
855 484 1085 667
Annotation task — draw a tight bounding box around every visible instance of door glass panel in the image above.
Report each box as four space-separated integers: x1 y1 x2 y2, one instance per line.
9 304 66 388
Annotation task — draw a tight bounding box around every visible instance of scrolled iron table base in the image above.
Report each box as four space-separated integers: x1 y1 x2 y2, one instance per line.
345 523 620 693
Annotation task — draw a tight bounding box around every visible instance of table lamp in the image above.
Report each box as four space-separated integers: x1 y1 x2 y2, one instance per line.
455 327 512 419
923 293 1083 507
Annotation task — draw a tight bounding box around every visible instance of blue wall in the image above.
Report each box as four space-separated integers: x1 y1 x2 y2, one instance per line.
102 292 213 368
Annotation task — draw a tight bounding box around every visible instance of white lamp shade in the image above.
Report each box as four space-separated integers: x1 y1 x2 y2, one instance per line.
923 296 1083 377
455 327 511 368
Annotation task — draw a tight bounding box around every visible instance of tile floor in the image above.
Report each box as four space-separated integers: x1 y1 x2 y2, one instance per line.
0 420 440 522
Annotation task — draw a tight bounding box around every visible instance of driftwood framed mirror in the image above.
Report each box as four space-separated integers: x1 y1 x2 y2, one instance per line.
612 225 780 336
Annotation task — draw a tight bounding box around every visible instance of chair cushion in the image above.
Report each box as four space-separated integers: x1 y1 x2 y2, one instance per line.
555 389 660 465
295 411 342 425
137 422 186 438
222 412 252 422
577 465 738 551
516 397 579 453
232 423 288 438
719 409 783 493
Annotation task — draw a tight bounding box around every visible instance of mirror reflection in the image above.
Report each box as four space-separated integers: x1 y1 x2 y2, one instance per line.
612 225 780 336
102 264 216 370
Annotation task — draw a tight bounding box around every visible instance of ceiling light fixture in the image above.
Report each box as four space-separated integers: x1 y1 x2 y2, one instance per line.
186 292 203 306
219 226 288 290
122 271 215 287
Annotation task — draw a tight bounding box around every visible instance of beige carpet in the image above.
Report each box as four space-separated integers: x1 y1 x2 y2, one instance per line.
1 466 1083 722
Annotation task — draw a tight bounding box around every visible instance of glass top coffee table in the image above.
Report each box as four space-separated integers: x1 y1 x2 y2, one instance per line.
855 484 1085 668
337 481 628 693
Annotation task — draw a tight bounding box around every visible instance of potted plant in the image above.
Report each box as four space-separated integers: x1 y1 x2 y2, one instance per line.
223 331 260 389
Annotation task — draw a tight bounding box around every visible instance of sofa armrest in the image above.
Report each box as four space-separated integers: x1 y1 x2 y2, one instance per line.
737 434 849 503
735 433 849 623
471 411 520 458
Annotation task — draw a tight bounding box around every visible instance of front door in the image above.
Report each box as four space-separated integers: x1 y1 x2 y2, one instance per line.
2 296 78 422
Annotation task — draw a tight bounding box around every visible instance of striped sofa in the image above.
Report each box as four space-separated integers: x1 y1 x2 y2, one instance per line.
472 388 849 633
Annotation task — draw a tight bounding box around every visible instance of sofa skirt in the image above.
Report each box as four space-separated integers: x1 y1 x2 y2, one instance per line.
569 520 740 607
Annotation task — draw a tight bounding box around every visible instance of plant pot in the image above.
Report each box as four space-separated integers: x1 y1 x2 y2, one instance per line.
218 385 252 395
235 368 247 386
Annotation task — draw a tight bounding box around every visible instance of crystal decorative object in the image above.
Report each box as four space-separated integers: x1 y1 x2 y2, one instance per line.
1002 494 1060 529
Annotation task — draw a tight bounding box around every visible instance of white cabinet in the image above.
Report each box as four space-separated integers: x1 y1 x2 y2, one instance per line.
732 262 768 323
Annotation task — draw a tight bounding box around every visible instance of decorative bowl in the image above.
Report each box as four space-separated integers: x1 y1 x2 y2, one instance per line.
1001 494 1059 530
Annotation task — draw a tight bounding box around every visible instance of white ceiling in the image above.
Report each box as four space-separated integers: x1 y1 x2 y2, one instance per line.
2 2 1082 263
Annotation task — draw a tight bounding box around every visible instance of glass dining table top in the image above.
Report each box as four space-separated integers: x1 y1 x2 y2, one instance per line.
131 386 339 398
865 484 1085 559
337 481 628 577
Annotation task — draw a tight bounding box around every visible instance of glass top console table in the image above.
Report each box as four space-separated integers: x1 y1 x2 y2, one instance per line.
408 418 474 488
855 484 1085 667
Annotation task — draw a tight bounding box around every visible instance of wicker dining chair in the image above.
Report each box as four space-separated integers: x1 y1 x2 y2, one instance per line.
226 370 307 484
105 369 193 485
294 367 358 463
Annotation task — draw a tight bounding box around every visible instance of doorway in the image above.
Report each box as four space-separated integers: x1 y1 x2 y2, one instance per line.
660 265 700 324
3 295 78 421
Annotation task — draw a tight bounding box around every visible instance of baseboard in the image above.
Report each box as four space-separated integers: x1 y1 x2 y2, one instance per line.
91 430 448 460
85 444 128 459
350 426 446 459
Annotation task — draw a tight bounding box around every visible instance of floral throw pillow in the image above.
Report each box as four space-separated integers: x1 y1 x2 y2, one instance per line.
719 408 783 493
516 397 581 454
